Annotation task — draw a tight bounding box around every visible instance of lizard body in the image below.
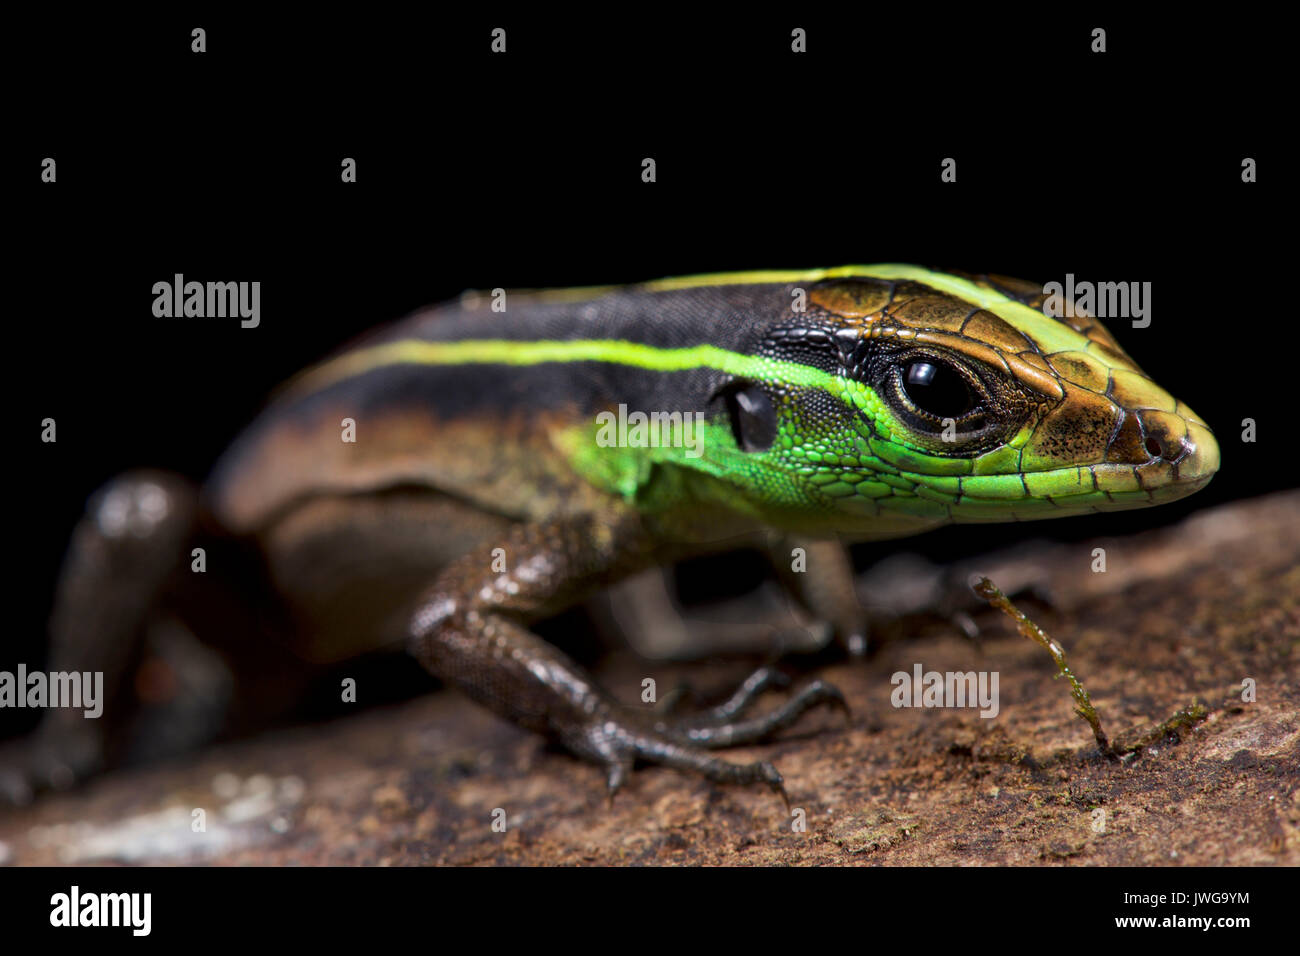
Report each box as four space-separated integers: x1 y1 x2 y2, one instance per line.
2 266 1219 804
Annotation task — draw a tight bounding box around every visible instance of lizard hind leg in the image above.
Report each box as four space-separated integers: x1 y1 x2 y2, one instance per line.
0 471 199 804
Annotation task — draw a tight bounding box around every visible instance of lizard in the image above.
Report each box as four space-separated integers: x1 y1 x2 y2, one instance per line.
1 265 1219 806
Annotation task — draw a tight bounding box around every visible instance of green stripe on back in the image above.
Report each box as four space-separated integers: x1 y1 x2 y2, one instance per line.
292 265 1062 399
643 265 1082 353
508 265 1076 354
290 338 840 398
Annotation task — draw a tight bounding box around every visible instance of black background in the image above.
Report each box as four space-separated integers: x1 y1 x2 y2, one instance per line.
7 9 1288 740
1 864 1277 941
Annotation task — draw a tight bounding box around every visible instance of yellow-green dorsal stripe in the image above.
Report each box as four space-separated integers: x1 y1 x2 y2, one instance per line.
644 264 1081 348
287 266 1065 400
642 264 1007 304
501 265 1079 356
287 338 840 398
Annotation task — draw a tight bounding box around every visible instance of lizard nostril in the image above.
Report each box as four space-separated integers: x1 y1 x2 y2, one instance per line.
1133 409 1198 466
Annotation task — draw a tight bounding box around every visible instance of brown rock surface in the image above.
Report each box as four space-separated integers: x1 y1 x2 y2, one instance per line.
2 492 1296 866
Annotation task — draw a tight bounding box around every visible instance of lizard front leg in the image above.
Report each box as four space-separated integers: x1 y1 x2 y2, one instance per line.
776 536 869 657
406 510 847 805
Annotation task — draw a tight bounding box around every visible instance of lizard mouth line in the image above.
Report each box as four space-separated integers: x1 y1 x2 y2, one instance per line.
951 461 1216 520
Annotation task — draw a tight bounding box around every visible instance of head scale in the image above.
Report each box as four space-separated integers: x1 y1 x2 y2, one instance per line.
674 267 1218 538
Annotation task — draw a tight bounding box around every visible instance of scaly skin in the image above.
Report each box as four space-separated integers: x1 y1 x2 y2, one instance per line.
4 266 1219 806
278 265 1220 802
282 266 1217 538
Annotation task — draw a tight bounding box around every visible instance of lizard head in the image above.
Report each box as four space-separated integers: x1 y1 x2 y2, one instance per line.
691 267 1219 538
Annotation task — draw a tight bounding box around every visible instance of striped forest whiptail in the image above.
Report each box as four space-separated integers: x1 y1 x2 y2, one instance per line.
1 266 1219 806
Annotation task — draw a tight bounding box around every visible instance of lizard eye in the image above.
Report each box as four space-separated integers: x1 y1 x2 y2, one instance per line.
902 361 976 419
877 353 992 443
722 382 777 452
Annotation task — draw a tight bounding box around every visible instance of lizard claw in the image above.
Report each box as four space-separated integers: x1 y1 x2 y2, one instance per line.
605 759 633 806
569 669 847 809
758 761 790 812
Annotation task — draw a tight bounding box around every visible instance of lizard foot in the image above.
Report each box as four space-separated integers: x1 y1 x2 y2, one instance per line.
659 674 850 746
588 729 790 810
0 723 104 806
571 669 849 808
654 664 791 718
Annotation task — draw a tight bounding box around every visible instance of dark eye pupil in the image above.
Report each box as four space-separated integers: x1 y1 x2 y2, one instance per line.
903 362 974 418
725 383 777 452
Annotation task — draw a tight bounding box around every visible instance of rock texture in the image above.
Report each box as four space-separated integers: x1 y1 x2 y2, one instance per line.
2 492 1296 866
